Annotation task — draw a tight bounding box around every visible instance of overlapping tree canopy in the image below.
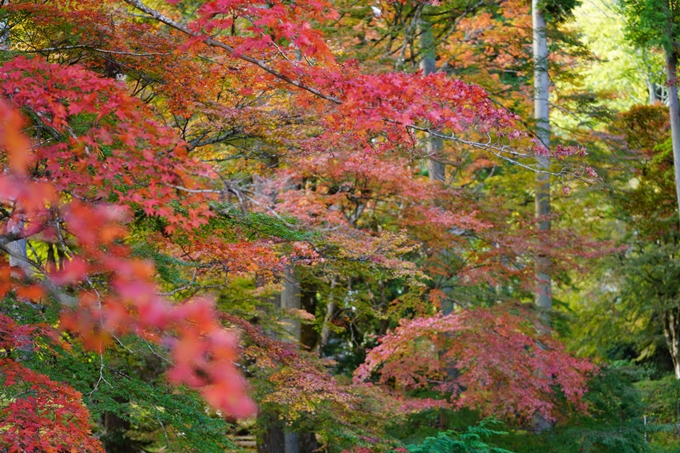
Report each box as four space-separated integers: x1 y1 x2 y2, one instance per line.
0 0 602 451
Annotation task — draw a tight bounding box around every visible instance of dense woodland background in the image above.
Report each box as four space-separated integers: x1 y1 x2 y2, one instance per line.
1 0 680 451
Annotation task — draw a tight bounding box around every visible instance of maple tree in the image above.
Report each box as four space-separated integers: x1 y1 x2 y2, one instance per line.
355 305 596 423
0 62 254 450
0 315 103 452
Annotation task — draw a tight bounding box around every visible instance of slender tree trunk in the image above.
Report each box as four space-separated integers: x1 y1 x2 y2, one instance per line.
257 267 303 453
418 15 459 390
279 266 301 342
532 0 552 322
274 268 319 453
0 23 30 277
7 219 34 361
531 0 553 433
0 0 9 51
300 282 319 351
663 307 680 379
253 149 319 452
259 423 288 453
7 222 30 275
315 277 336 355
419 15 445 183
254 168 310 453
664 49 680 233
648 77 658 105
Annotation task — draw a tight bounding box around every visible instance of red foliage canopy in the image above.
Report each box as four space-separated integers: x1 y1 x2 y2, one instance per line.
355 306 597 422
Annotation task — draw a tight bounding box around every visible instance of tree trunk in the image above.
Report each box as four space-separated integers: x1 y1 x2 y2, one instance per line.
259 423 318 453
259 422 288 453
0 1 8 51
300 282 319 351
279 266 301 342
258 266 306 453
0 3 31 278
648 76 659 105
254 163 317 452
663 307 680 379
664 49 680 233
532 0 552 323
419 15 445 183
315 277 337 356
531 0 553 433
7 235 29 274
